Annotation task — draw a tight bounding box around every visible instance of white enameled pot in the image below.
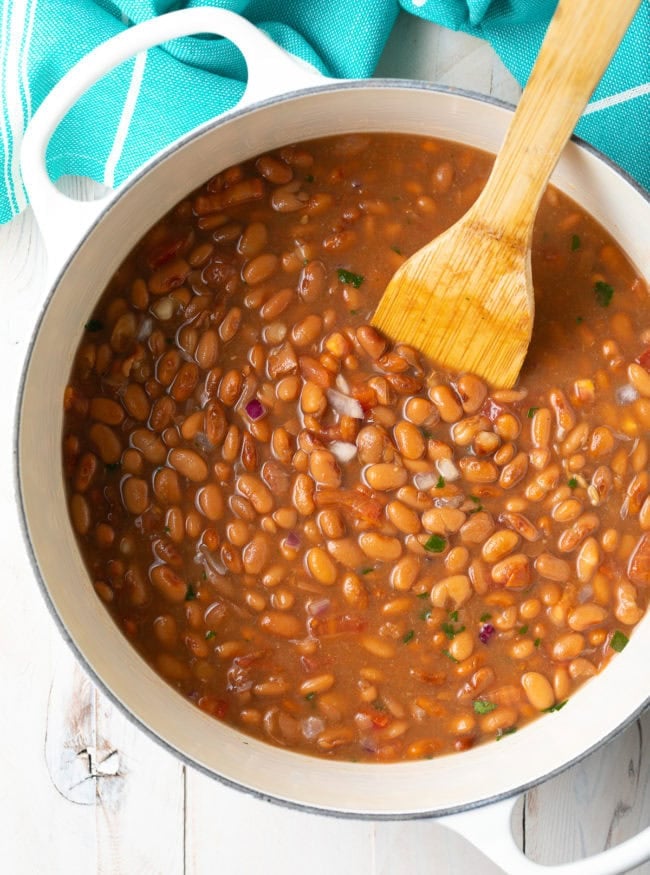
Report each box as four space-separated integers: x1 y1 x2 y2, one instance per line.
16 9 650 874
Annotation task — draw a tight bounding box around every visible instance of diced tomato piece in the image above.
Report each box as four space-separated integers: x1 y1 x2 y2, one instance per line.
198 695 229 719
636 347 650 371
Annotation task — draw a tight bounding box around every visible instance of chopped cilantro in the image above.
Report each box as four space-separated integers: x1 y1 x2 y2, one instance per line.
442 649 459 663
496 726 517 740
424 534 447 553
391 245 402 255
163 526 171 534
594 280 614 307
435 475 446 489
185 584 197 601
442 621 466 640
416 591 430 599
304 174 314 183
105 462 120 471
349 308 360 315
527 407 539 418
534 637 542 648
372 699 386 711
403 629 415 644
205 630 216 640
337 268 364 288
568 477 579 489
419 609 432 621
420 427 433 439
449 610 459 622
360 567 374 575
468 495 483 514
576 316 584 324
305 692 316 701
543 699 568 713
473 700 497 715
518 624 529 636
610 630 629 652
479 612 492 622
84 318 104 332
571 234 581 251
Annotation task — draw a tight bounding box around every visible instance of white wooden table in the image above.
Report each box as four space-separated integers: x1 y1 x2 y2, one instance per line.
1 12 648 874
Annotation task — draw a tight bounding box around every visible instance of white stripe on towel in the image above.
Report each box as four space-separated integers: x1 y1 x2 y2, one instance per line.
583 82 650 115
103 49 147 188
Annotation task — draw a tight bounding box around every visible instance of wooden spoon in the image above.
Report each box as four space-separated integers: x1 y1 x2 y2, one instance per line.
372 0 641 388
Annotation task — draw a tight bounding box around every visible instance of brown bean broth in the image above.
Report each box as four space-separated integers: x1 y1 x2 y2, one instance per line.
62 134 650 762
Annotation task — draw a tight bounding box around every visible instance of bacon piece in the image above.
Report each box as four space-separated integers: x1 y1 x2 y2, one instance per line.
315 488 384 524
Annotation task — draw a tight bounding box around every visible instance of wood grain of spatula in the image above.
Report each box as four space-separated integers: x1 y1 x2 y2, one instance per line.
372 0 641 389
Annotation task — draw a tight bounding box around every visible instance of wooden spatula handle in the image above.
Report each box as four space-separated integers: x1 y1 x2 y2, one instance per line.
474 0 641 240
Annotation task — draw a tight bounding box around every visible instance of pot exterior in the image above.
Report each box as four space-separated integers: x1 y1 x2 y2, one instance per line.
17 82 650 817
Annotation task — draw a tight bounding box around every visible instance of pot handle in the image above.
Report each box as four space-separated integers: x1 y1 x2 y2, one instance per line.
439 794 650 874
20 7 325 281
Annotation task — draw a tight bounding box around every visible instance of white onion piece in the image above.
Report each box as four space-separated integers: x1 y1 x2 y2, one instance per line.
307 597 331 617
302 716 326 739
335 373 351 394
136 316 153 341
436 457 460 481
616 384 639 405
329 440 358 462
413 470 440 490
326 388 364 419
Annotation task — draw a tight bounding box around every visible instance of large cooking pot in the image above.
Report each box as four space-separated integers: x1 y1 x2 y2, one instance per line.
16 9 650 874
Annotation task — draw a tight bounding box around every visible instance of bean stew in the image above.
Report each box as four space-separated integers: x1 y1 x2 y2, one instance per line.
63 134 650 762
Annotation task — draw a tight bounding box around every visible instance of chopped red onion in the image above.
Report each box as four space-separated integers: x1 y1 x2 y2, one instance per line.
307 597 331 617
302 716 326 739
326 388 364 419
329 441 357 463
413 470 440 490
436 457 460 481
245 398 266 421
479 623 495 644
285 530 301 549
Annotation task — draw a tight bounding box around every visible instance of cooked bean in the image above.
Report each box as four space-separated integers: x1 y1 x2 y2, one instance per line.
365 463 407 491
521 672 555 711
168 448 208 482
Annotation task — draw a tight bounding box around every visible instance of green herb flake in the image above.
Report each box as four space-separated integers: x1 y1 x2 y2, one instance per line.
543 699 568 713
449 610 459 622
304 174 314 183
349 308 360 315
468 495 484 514
204 630 216 640
417 591 430 599
403 630 415 644
442 622 466 640
424 534 447 553
360 567 374 575
391 245 402 255
420 427 433 440
84 318 104 332
527 407 539 419
568 477 579 489
534 637 542 648
473 699 497 715
372 699 386 711
185 584 197 601
163 526 171 534
576 316 584 324
337 268 364 289
479 612 492 622
518 624 529 636
442 649 459 663
610 630 629 652
305 692 316 701
496 726 517 740
594 280 614 307
435 475 446 489
105 462 120 472
571 234 581 251
419 609 432 621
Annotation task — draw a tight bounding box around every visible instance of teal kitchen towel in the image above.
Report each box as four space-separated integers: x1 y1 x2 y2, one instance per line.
1 0 648 224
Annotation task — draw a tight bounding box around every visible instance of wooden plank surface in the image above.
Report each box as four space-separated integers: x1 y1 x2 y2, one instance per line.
0 12 648 874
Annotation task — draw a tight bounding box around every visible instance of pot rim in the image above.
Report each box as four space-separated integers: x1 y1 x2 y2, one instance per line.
15 78 650 820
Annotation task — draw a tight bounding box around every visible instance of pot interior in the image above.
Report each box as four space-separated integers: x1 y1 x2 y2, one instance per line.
18 83 650 817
